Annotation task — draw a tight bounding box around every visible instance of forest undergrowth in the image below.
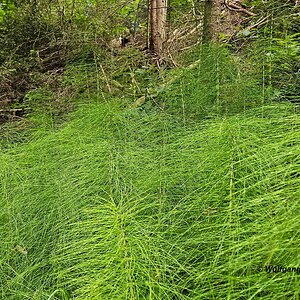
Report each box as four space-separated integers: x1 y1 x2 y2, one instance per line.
1 42 300 299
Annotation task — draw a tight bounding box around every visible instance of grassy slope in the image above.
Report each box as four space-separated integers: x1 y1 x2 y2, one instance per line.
1 98 300 299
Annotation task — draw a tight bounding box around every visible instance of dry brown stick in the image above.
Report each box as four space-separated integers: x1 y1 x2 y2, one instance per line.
179 41 201 52
0 109 24 113
225 0 256 16
166 26 193 46
167 48 179 67
177 22 203 41
99 64 112 94
246 15 269 31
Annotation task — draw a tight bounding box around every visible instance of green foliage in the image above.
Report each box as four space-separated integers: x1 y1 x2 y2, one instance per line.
24 88 65 132
0 0 15 22
245 25 300 102
240 0 300 103
1 1 300 300
1 101 300 299
265 34 300 101
158 44 263 120
0 0 154 121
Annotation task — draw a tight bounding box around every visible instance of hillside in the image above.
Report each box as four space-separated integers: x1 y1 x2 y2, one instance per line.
1 1 300 299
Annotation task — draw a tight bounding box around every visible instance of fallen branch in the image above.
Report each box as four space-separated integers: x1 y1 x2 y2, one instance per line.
245 15 269 31
177 22 203 41
179 41 202 52
0 108 24 113
225 0 256 16
0 108 25 119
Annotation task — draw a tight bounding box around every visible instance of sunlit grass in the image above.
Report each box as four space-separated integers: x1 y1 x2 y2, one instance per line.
1 100 300 299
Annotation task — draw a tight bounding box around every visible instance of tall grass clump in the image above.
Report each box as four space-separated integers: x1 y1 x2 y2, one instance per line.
1 99 300 299
158 44 264 120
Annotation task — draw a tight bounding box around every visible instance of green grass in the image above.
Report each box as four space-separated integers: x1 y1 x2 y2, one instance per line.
1 98 300 299
158 44 264 120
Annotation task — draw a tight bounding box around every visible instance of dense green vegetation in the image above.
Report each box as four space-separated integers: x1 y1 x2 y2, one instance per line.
1 1 300 299
2 99 300 299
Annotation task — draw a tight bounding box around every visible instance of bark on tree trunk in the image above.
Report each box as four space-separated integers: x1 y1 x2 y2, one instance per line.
150 0 158 51
156 0 168 55
202 0 212 43
149 0 168 58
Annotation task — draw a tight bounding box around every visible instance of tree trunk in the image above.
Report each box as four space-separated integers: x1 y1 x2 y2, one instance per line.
156 0 167 56
149 0 168 58
149 0 157 51
202 0 212 43
203 0 247 42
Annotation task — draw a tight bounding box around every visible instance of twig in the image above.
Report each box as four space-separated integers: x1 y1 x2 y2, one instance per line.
177 22 203 41
246 15 269 31
225 0 256 16
167 49 179 67
99 64 112 94
179 41 201 52
0 109 24 113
